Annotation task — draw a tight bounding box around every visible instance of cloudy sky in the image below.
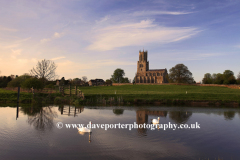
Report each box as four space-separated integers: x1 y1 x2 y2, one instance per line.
0 0 240 82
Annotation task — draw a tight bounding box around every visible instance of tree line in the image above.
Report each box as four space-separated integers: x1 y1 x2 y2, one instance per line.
202 70 240 84
1 59 240 88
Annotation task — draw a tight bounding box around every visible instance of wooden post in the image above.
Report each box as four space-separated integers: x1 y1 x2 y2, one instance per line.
17 86 20 103
61 106 63 115
68 105 70 116
61 86 64 96
16 102 19 120
69 85 71 96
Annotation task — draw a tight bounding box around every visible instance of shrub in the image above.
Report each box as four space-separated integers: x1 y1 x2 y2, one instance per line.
21 78 44 90
45 84 55 89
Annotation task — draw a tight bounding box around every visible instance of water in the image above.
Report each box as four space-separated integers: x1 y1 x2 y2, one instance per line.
0 105 240 160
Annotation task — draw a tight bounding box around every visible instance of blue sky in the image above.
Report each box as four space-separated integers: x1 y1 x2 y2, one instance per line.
0 0 240 82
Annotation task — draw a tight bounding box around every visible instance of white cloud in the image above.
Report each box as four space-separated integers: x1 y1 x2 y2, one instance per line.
51 56 66 61
11 49 22 59
132 11 192 16
95 15 110 24
87 19 200 51
0 26 18 32
40 38 51 43
40 32 64 43
53 32 62 38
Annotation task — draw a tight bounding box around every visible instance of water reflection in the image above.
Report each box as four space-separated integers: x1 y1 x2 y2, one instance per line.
3 106 240 159
78 132 92 143
16 103 19 120
113 109 124 115
21 106 57 130
136 110 167 134
224 111 235 120
169 111 192 124
58 105 84 117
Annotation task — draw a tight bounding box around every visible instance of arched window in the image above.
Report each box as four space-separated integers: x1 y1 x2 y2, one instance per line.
157 73 160 76
153 73 156 76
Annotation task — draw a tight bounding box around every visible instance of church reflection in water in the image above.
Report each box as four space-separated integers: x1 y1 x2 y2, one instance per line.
136 110 193 134
136 110 168 134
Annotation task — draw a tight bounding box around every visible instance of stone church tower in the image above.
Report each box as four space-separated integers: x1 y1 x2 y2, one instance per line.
135 50 168 84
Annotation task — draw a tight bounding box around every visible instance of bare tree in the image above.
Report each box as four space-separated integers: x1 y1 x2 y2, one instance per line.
82 76 88 82
30 59 57 80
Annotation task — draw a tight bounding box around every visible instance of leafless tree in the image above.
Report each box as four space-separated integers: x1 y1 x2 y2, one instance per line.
30 59 57 80
82 76 88 82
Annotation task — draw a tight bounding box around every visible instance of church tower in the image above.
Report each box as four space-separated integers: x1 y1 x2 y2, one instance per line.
137 50 149 75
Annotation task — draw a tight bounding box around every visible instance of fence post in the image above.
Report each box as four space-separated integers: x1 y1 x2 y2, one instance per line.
17 86 20 103
69 84 71 96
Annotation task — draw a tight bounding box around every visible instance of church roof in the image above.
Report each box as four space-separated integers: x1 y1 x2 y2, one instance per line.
148 69 166 71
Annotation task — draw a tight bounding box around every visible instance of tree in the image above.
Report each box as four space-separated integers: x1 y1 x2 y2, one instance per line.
237 72 240 84
202 73 212 84
122 77 129 83
30 59 57 81
60 77 65 86
132 77 135 83
0 76 12 88
223 70 236 84
105 79 112 85
214 73 224 84
168 64 194 83
72 78 81 85
82 76 88 82
111 68 125 83
21 78 44 90
7 74 32 87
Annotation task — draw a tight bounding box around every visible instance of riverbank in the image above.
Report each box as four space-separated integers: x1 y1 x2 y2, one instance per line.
1 85 240 106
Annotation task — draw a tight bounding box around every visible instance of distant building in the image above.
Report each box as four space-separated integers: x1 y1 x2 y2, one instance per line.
135 50 168 84
88 79 105 86
72 79 85 86
56 80 60 86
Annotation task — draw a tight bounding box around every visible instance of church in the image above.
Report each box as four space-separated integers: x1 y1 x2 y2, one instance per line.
135 50 168 84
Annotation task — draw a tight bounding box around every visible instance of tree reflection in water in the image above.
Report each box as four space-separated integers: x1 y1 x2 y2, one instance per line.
21 106 57 130
113 109 124 115
169 111 192 124
224 111 235 120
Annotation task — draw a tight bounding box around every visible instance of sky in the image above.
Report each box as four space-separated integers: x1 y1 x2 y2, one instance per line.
0 0 240 82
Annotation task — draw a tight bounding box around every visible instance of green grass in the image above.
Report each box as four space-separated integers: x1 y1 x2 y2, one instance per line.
0 88 61 103
66 85 240 101
0 88 32 102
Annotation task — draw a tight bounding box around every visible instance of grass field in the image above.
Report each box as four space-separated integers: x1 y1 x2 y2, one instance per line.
67 85 240 101
0 88 60 103
1 85 240 104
